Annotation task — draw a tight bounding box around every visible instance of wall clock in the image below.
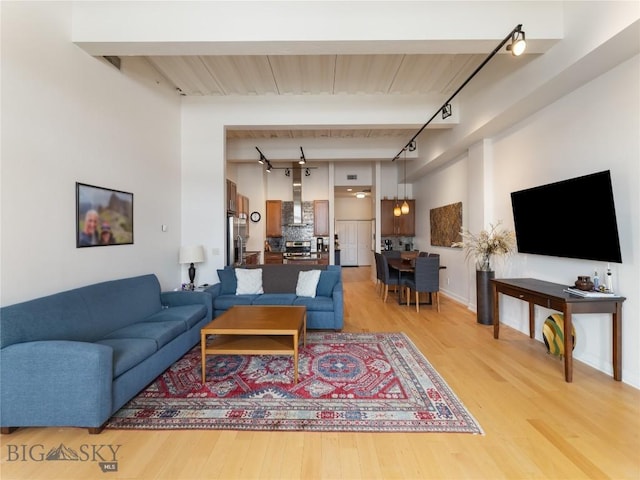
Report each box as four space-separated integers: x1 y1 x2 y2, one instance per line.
250 211 261 223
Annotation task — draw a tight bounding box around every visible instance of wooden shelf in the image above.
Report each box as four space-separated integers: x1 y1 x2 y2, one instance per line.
204 334 297 355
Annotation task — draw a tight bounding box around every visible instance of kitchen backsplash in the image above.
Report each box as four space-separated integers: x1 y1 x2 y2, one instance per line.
281 201 314 240
265 201 328 251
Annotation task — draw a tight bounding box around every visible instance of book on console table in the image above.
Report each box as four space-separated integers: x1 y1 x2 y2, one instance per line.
564 287 616 298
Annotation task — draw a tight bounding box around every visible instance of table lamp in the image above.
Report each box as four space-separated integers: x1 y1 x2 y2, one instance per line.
179 245 205 286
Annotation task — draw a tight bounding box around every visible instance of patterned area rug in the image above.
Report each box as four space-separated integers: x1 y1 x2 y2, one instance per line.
106 332 483 433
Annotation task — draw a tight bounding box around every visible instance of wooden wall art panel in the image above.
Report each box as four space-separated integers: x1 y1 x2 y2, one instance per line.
430 202 462 247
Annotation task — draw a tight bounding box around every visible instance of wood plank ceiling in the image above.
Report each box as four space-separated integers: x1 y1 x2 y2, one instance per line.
146 53 492 139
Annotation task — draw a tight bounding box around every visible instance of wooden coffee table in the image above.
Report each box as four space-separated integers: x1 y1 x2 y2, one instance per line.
200 305 307 384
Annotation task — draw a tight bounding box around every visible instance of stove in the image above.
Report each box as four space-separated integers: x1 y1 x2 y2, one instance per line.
283 240 312 258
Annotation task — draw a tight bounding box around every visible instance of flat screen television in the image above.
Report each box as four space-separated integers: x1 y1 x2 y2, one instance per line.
510 170 622 263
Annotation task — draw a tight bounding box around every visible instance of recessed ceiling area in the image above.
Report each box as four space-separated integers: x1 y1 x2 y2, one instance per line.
334 186 372 199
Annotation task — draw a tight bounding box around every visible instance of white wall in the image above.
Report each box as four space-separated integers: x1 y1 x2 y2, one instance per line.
493 55 639 387
416 55 639 387
335 197 373 221
1 2 182 306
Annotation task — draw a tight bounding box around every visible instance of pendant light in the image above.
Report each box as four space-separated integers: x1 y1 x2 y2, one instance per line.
401 149 410 214
394 169 401 216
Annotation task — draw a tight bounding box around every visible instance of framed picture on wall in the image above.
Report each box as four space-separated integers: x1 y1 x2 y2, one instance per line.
76 182 133 247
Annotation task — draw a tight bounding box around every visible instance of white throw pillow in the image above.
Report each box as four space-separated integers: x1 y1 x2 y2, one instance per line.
296 270 321 298
235 268 264 295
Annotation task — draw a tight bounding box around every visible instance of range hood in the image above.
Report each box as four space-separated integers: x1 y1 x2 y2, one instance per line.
289 162 306 226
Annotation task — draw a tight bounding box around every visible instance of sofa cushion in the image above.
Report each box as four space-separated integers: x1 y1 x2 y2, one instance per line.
316 270 340 297
293 296 335 312
214 294 258 311
296 270 321 298
103 320 187 349
250 264 326 293
144 304 207 329
251 293 297 305
217 268 237 295
95 338 158 377
80 274 163 335
235 268 264 294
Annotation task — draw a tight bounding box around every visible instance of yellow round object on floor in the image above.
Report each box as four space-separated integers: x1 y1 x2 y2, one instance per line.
543 313 576 356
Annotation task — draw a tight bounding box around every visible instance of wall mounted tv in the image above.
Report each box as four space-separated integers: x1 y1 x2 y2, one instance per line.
510 170 622 263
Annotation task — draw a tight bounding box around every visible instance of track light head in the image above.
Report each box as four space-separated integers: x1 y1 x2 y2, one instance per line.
441 104 452 119
266 161 272 173
256 146 266 165
305 168 310 177
299 146 306 165
285 168 290 177
507 29 526 56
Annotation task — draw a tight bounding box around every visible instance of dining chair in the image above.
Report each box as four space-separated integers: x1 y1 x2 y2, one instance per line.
380 253 403 303
418 251 429 257
382 250 401 259
374 252 384 297
402 256 440 312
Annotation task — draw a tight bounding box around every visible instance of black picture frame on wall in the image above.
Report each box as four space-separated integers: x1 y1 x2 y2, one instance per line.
76 182 133 248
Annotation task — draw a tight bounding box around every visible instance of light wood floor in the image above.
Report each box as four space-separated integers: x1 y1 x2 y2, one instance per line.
2 267 639 480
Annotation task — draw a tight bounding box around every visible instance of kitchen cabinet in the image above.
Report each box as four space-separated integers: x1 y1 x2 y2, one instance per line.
266 200 282 237
226 179 237 214
263 252 283 264
237 194 249 235
381 200 396 236
236 194 249 218
313 200 329 237
380 199 415 236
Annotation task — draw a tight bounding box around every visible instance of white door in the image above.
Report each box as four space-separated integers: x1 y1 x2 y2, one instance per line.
336 220 372 266
357 220 372 266
336 221 358 266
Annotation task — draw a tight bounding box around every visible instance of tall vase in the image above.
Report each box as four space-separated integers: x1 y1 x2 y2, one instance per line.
476 269 495 325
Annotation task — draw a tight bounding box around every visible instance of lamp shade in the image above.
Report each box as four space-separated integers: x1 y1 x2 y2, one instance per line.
179 245 205 264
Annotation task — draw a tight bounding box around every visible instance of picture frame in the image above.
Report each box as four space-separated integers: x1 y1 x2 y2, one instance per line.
430 201 462 247
76 182 133 247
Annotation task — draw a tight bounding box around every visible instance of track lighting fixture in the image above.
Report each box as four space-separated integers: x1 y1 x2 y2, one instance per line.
507 28 526 56
392 24 526 161
441 104 452 119
285 168 290 177
266 161 272 173
305 168 310 177
255 146 267 165
299 147 306 165
401 149 410 215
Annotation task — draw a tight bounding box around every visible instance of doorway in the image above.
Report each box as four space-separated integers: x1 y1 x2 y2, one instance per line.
335 220 372 267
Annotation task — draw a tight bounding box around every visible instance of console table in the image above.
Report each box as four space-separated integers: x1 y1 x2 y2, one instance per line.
491 278 626 383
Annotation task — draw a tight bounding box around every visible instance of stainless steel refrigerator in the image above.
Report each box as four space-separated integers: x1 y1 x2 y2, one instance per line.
227 214 248 266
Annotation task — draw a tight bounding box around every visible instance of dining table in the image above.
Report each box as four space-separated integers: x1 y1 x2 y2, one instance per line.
386 256 446 305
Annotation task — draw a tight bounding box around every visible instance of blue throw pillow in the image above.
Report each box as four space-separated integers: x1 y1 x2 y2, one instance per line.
316 270 340 297
217 268 237 295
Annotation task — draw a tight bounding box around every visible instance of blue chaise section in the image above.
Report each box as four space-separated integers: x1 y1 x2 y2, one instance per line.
0 274 212 433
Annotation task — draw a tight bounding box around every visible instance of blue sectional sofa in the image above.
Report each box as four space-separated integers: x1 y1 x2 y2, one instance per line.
0 274 212 434
206 264 343 330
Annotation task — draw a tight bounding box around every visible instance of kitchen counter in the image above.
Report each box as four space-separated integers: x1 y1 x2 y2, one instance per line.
233 251 260 266
283 252 329 265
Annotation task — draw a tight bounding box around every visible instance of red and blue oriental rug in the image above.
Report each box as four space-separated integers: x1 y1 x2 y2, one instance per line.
106 332 483 434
